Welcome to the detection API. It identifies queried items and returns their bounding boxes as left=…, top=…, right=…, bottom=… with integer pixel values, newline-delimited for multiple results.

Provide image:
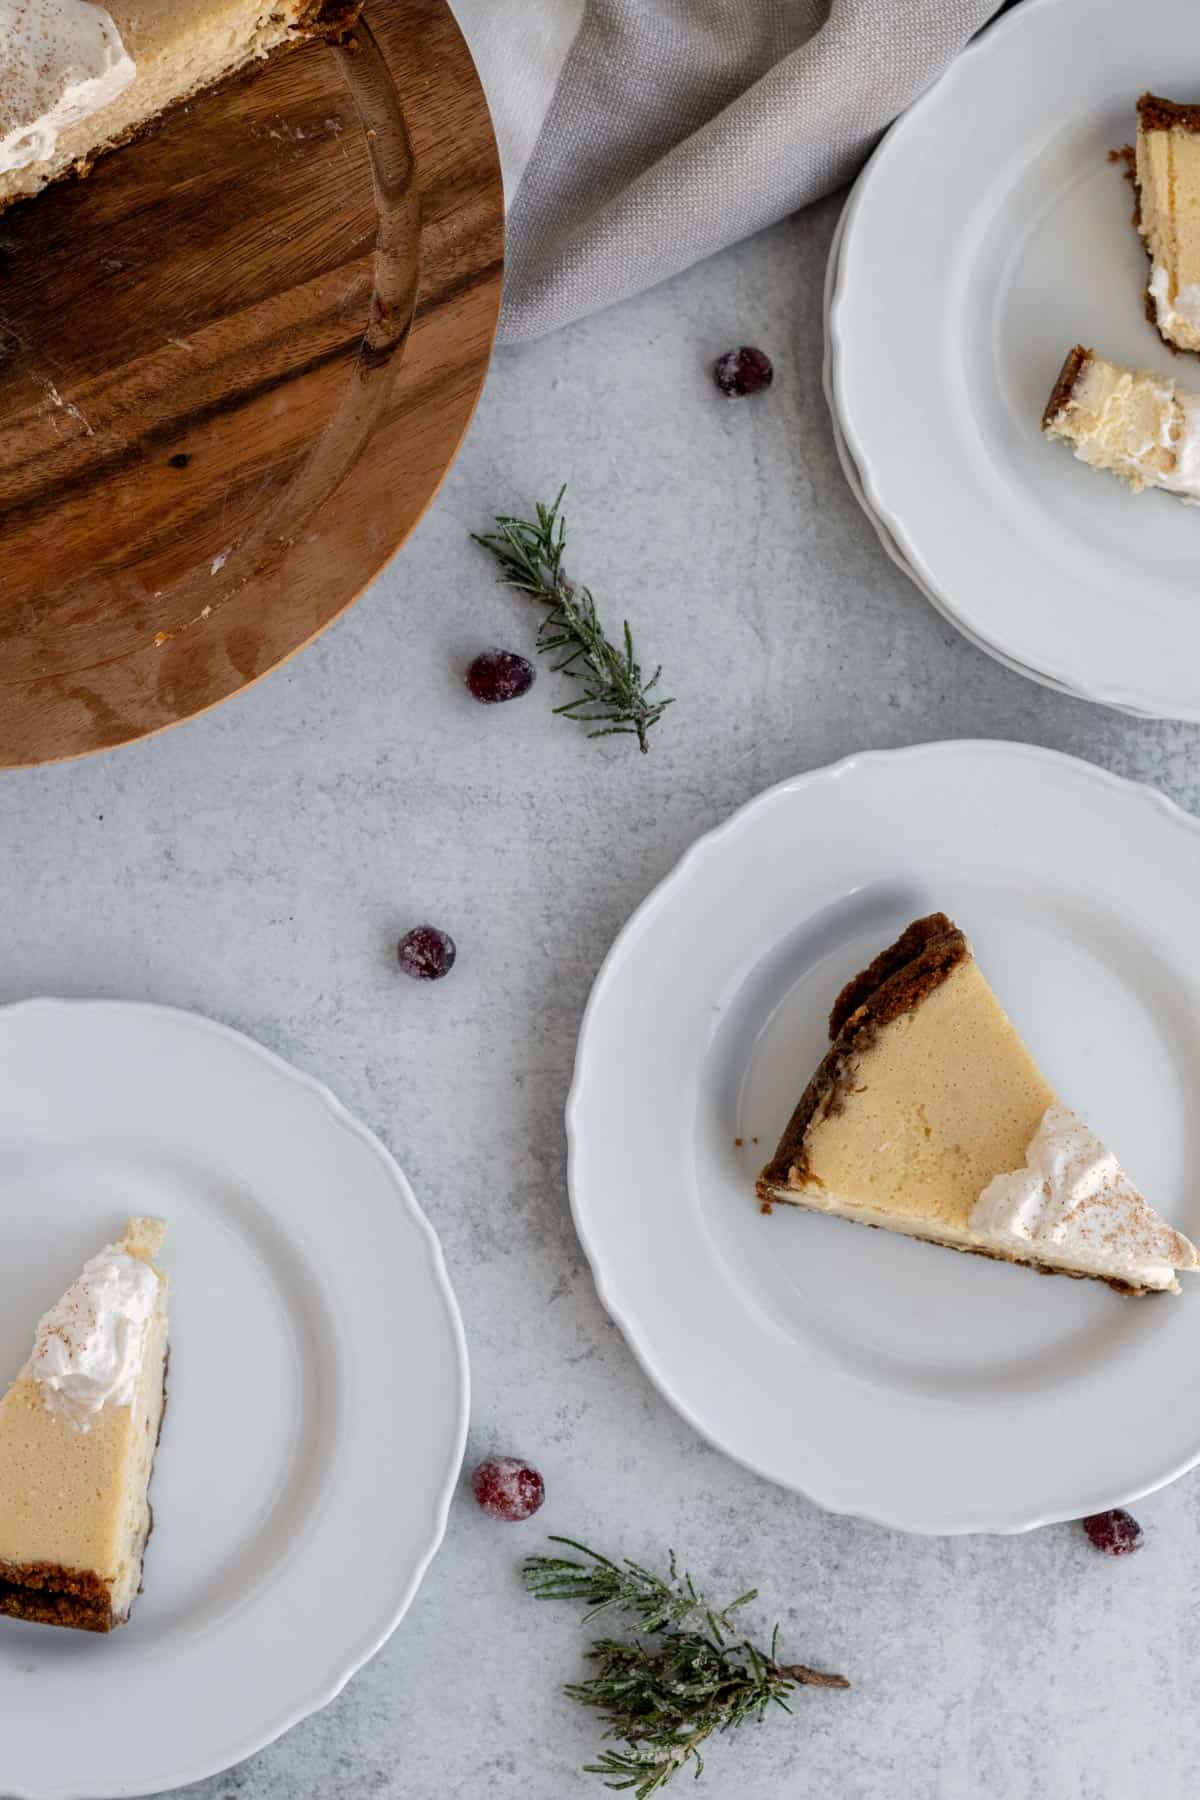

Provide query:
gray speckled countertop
left=7, top=195, right=1200, bottom=1800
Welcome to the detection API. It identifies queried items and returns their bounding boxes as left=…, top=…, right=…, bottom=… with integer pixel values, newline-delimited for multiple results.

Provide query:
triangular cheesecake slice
left=0, top=1218, right=169, bottom=1631
left=756, top=917, right=1198, bottom=1294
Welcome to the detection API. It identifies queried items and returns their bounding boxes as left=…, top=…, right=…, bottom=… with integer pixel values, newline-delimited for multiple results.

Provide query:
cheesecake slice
left=0, top=1218, right=169, bottom=1632
left=1135, top=93, right=1200, bottom=354
left=1042, top=344, right=1200, bottom=500
left=0, top=0, right=361, bottom=213
left=756, top=916, right=1199, bottom=1293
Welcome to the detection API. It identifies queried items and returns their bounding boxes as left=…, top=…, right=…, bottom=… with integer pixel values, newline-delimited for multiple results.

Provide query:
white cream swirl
left=1151, top=263, right=1200, bottom=345
left=0, top=0, right=136, bottom=176
left=971, top=1104, right=1197, bottom=1291
left=1161, top=393, right=1200, bottom=501
left=30, top=1239, right=161, bottom=1428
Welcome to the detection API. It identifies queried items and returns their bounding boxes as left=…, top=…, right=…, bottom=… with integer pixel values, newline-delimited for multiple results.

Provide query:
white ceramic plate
left=822, top=204, right=1154, bottom=716
left=830, top=0, right=1200, bottom=721
left=0, top=1002, right=468, bottom=1800
left=568, top=741, right=1200, bottom=1534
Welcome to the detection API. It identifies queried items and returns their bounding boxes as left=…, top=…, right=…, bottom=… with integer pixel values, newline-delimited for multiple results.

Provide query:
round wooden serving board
left=0, top=0, right=503, bottom=766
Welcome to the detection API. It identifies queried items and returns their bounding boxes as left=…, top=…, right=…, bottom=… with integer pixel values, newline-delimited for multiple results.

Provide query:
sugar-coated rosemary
left=472, top=489, right=673, bottom=753
left=524, top=1536, right=848, bottom=1796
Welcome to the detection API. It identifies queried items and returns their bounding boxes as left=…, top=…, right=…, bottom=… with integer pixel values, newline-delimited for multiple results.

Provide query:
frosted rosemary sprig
left=472, top=489, right=673, bottom=753
left=524, top=1537, right=848, bottom=1796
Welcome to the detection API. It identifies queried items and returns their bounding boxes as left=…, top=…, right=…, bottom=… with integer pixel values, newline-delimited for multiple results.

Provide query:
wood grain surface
left=0, top=0, right=503, bottom=765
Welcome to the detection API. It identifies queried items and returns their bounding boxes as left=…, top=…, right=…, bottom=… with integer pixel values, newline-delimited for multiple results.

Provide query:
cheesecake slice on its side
left=0, top=1218, right=169, bottom=1632
left=756, top=915, right=1199, bottom=1294
left=0, top=0, right=362, bottom=214
left=1135, top=93, right=1200, bottom=354
left=1042, top=344, right=1200, bottom=500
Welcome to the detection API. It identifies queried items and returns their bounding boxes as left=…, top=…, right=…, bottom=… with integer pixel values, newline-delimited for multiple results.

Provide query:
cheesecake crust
left=1136, top=93, right=1200, bottom=135
left=1042, top=345, right=1092, bottom=432
left=757, top=914, right=968, bottom=1197
left=762, top=1192, right=1144, bottom=1298
left=828, top=911, right=962, bottom=1036
left=0, top=1561, right=115, bottom=1632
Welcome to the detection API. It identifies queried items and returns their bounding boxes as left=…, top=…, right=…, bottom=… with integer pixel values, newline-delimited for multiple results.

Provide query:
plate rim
left=820, top=202, right=1157, bottom=717
left=0, top=996, right=470, bottom=1800
left=828, top=0, right=1200, bottom=722
left=566, top=739, right=1200, bottom=1534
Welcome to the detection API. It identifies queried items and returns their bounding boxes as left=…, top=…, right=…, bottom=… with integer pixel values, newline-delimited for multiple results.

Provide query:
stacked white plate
left=825, top=0, right=1200, bottom=722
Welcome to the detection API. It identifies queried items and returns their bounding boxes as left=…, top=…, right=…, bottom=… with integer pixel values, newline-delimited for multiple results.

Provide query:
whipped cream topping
left=971, top=1104, right=1196, bottom=1290
left=1150, top=263, right=1200, bottom=340
left=0, top=0, right=135, bottom=176
left=1160, top=391, right=1200, bottom=500
left=29, top=1237, right=161, bottom=1429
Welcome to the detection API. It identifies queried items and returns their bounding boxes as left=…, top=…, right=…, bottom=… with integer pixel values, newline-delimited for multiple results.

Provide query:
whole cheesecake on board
left=0, top=1218, right=169, bottom=1632
left=0, top=0, right=362, bottom=212
left=1135, top=93, right=1200, bottom=354
left=1042, top=345, right=1200, bottom=501
left=756, top=916, right=1198, bottom=1294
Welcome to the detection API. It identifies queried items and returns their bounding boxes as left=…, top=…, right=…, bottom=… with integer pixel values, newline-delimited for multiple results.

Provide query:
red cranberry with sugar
left=397, top=924, right=456, bottom=981
left=713, top=346, right=773, bottom=397
left=471, top=1456, right=545, bottom=1521
left=467, top=649, right=535, bottom=704
left=1082, top=1509, right=1143, bottom=1555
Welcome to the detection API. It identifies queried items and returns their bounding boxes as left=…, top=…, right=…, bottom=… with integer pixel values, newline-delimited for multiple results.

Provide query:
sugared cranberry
left=713, top=346, right=773, bottom=397
left=466, top=649, right=535, bottom=704
left=1082, top=1509, right=1143, bottom=1555
left=471, top=1456, right=545, bottom=1521
left=397, top=924, right=456, bottom=981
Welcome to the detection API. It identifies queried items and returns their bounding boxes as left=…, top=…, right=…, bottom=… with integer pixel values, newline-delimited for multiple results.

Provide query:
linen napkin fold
left=451, top=0, right=1004, bottom=343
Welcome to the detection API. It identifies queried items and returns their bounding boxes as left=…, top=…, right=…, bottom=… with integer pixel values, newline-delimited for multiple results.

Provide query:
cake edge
left=1133, top=94, right=1200, bottom=350
left=0, top=0, right=366, bottom=216
left=1041, top=344, right=1093, bottom=434
left=752, top=1189, right=1153, bottom=1297
left=755, top=913, right=968, bottom=1199
left=0, top=1346, right=170, bottom=1634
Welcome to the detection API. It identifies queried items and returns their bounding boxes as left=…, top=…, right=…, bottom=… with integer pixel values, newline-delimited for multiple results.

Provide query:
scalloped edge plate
left=568, top=742, right=1200, bottom=1532
left=0, top=1001, right=468, bottom=1798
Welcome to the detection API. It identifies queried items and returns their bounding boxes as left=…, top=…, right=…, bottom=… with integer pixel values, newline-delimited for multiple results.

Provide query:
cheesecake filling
left=30, top=1237, right=161, bottom=1429
left=0, top=0, right=136, bottom=176
left=970, top=1105, right=1197, bottom=1292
